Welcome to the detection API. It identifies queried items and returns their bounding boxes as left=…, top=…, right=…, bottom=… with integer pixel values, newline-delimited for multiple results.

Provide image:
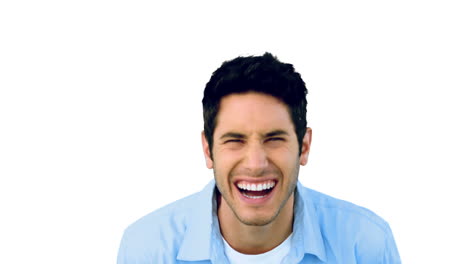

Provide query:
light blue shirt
left=117, top=180, right=401, bottom=263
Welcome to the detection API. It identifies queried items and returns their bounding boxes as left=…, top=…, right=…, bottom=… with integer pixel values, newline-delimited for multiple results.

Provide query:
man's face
left=202, top=92, right=311, bottom=226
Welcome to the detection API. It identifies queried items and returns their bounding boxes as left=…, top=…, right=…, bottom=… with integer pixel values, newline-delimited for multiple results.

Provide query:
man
left=117, top=53, right=401, bottom=263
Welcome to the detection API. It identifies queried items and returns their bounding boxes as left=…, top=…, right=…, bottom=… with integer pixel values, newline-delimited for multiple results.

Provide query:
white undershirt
left=222, top=234, right=292, bottom=264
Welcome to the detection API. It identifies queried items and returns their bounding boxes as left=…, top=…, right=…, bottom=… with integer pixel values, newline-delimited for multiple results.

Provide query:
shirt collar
left=293, top=181, right=327, bottom=262
left=176, top=180, right=215, bottom=261
left=176, top=180, right=327, bottom=262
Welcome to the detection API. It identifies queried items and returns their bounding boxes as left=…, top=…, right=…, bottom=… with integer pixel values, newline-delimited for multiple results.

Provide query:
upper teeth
left=237, top=181, right=275, bottom=191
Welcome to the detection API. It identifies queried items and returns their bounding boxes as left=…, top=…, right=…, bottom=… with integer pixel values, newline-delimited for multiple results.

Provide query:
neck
left=217, top=193, right=294, bottom=255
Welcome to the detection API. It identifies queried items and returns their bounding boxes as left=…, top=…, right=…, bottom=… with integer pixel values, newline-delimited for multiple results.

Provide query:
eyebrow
left=219, top=130, right=290, bottom=140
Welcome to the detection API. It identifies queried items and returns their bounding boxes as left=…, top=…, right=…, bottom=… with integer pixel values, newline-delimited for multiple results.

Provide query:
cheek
left=213, top=155, right=237, bottom=182
left=214, top=149, right=242, bottom=167
left=270, top=153, right=299, bottom=177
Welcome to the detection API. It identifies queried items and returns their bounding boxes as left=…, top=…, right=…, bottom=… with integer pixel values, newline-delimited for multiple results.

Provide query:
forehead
left=214, top=92, right=294, bottom=135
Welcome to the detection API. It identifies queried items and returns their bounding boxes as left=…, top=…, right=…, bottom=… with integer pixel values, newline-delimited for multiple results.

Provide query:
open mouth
left=235, top=180, right=276, bottom=199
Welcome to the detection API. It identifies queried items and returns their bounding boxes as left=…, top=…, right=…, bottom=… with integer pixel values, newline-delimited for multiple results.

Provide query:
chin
left=238, top=216, right=274, bottom=226
left=236, top=209, right=278, bottom=226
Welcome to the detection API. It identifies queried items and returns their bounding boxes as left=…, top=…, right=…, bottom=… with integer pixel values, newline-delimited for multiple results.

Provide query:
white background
left=1, top=1, right=467, bottom=263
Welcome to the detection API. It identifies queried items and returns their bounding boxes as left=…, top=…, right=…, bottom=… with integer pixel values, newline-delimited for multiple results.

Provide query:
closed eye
left=224, top=139, right=244, bottom=144
left=266, top=137, right=285, bottom=142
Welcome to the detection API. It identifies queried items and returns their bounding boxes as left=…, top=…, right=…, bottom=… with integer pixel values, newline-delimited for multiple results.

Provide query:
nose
left=243, top=143, right=269, bottom=174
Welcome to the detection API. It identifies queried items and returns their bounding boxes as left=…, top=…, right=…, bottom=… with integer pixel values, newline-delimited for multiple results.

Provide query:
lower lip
left=236, top=184, right=277, bottom=205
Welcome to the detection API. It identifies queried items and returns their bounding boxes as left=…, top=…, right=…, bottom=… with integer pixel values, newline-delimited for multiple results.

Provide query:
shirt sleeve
left=382, top=227, right=401, bottom=264
left=354, top=220, right=401, bottom=264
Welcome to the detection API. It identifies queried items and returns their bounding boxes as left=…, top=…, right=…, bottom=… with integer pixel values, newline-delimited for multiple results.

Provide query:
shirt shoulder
left=117, top=191, right=202, bottom=264
left=302, top=187, right=389, bottom=230
left=299, top=186, right=401, bottom=263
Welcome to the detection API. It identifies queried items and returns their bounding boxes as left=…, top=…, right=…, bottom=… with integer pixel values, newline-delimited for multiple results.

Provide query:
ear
left=201, top=131, right=213, bottom=169
left=299, top=127, right=312, bottom=166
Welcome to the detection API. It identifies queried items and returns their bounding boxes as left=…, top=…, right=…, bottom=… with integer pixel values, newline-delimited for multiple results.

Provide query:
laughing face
left=202, top=92, right=311, bottom=226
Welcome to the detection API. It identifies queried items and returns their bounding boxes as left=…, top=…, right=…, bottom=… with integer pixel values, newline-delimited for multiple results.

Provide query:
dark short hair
left=202, top=52, right=308, bottom=156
